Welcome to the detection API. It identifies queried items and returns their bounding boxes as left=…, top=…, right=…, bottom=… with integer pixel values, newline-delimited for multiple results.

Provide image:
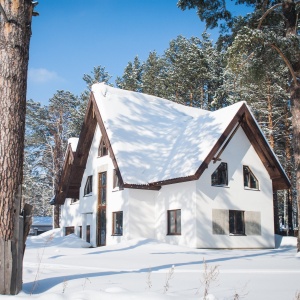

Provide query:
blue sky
left=27, top=0, right=247, bottom=104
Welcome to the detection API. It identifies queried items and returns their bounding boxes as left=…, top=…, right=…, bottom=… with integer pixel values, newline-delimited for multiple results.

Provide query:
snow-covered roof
left=92, top=83, right=246, bottom=185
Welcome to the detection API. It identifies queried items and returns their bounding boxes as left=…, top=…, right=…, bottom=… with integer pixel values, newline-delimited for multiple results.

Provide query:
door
left=97, top=172, right=107, bottom=246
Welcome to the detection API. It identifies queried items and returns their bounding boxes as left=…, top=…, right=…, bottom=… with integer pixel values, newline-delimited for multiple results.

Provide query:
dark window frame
left=167, top=209, right=181, bottom=235
left=211, top=162, right=228, bottom=187
left=229, top=210, right=245, bottom=235
left=98, top=137, right=108, bottom=157
left=84, top=175, right=93, bottom=196
left=65, top=226, right=75, bottom=236
left=112, top=211, right=123, bottom=236
left=243, top=166, right=259, bottom=190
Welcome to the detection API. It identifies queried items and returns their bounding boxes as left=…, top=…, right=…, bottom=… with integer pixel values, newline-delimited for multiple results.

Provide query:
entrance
left=97, top=172, right=107, bottom=246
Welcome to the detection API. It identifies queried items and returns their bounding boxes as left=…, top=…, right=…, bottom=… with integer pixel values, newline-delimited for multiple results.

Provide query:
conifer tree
left=0, top=0, right=37, bottom=294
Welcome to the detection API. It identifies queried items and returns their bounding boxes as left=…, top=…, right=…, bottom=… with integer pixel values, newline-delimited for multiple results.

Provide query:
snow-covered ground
left=1, top=229, right=299, bottom=300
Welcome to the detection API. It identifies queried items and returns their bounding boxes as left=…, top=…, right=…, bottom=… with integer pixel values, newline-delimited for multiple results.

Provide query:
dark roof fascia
left=90, top=93, right=125, bottom=188
left=55, top=95, right=97, bottom=204
left=123, top=183, right=161, bottom=191
left=148, top=103, right=290, bottom=190
left=240, top=108, right=291, bottom=190
left=194, top=103, right=247, bottom=180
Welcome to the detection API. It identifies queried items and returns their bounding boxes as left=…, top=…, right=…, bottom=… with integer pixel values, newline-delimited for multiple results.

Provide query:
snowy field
left=1, top=229, right=299, bottom=300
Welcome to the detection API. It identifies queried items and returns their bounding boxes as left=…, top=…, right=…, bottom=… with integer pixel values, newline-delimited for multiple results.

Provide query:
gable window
left=167, top=209, right=181, bottom=235
left=84, top=175, right=93, bottom=196
left=229, top=210, right=245, bottom=235
left=211, top=162, right=228, bottom=186
left=98, top=137, right=108, bottom=157
left=243, top=166, right=259, bottom=189
left=112, top=211, right=123, bottom=235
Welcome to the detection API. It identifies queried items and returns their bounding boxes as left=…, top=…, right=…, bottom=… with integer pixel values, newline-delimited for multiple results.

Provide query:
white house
left=54, top=82, right=290, bottom=249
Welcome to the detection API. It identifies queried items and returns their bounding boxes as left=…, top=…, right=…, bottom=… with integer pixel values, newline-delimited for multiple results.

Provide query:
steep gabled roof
left=55, top=83, right=290, bottom=204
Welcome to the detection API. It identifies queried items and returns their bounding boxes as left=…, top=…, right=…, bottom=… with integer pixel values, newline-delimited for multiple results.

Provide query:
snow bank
left=27, top=229, right=91, bottom=248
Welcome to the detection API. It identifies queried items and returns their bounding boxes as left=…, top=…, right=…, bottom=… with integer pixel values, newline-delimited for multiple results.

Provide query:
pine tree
left=0, top=0, right=36, bottom=295
left=116, top=56, right=143, bottom=92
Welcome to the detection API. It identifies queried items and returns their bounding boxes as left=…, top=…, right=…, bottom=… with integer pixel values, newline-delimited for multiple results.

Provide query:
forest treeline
left=24, top=1, right=299, bottom=236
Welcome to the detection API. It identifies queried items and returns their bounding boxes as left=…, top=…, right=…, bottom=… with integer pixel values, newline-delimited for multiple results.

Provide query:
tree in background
left=0, top=0, right=37, bottom=295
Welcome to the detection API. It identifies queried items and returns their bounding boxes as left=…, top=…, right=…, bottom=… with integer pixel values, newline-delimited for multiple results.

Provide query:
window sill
left=167, top=233, right=181, bottom=236
left=229, top=233, right=246, bottom=236
left=112, top=187, right=124, bottom=192
left=244, top=187, right=260, bottom=191
left=83, top=193, right=92, bottom=197
left=211, top=185, right=229, bottom=188
left=111, top=234, right=123, bottom=236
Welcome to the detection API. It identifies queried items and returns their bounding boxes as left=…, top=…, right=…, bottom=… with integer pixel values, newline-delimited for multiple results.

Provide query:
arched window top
left=243, top=166, right=259, bottom=190
left=98, top=137, right=108, bottom=157
left=211, top=162, right=228, bottom=186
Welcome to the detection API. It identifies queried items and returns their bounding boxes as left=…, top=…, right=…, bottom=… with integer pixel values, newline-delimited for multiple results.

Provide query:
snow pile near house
left=275, top=234, right=297, bottom=248
left=27, top=228, right=91, bottom=248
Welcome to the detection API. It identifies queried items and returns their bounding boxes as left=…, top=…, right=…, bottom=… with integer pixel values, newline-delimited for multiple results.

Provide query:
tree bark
left=0, top=0, right=33, bottom=294
left=290, top=84, right=300, bottom=250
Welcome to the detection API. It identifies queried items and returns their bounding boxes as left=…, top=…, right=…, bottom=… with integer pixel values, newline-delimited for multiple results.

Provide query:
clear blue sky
left=27, top=0, right=246, bottom=104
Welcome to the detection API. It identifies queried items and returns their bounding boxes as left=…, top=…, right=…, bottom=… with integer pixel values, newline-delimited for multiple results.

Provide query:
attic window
left=84, top=175, right=93, bottom=196
left=243, top=166, right=259, bottom=190
left=98, top=138, right=108, bottom=157
left=211, top=162, right=228, bottom=186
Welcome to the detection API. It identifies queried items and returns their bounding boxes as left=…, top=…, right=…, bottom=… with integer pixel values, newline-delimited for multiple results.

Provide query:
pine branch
left=257, top=3, right=283, bottom=29
left=267, top=43, right=299, bottom=87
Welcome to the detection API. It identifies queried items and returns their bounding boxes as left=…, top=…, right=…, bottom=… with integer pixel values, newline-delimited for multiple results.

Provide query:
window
left=84, top=175, right=93, bottom=196
left=167, top=209, right=181, bottom=235
left=112, top=211, right=123, bottom=235
left=211, top=162, right=228, bottom=186
left=113, top=169, right=122, bottom=189
left=243, top=166, right=259, bottom=189
left=229, top=210, right=245, bottom=235
left=98, top=137, right=108, bottom=157
left=65, top=226, right=74, bottom=236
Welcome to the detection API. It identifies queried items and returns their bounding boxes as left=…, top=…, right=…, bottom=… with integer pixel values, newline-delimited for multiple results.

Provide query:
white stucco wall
left=195, top=126, right=274, bottom=248
left=155, top=181, right=197, bottom=248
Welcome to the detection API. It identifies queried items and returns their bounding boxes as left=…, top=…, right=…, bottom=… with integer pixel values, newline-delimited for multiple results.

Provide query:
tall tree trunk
left=290, top=84, right=300, bottom=250
left=0, top=0, right=33, bottom=294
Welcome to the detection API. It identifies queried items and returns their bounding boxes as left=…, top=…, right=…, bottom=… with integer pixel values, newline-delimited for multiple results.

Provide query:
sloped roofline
left=55, top=91, right=290, bottom=205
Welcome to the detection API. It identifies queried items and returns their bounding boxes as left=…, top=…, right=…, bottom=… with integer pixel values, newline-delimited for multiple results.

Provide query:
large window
left=211, top=162, right=228, bottom=186
left=167, top=209, right=181, bottom=235
left=84, top=175, right=93, bottom=196
left=98, top=137, right=108, bottom=157
left=243, top=166, right=259, bottom=189
left=229, top=210, right=245, bottom=235
left=112, top=211, right=123, bottom=235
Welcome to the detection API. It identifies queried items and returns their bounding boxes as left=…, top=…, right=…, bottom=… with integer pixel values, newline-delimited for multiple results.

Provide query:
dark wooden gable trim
left=90, top=93, right=125, bottom=189
left=55, top=95, right=98, bottom=204
left=240, top=108, right=291, bottom=190
left=194, top=104, right=247, bottom=180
